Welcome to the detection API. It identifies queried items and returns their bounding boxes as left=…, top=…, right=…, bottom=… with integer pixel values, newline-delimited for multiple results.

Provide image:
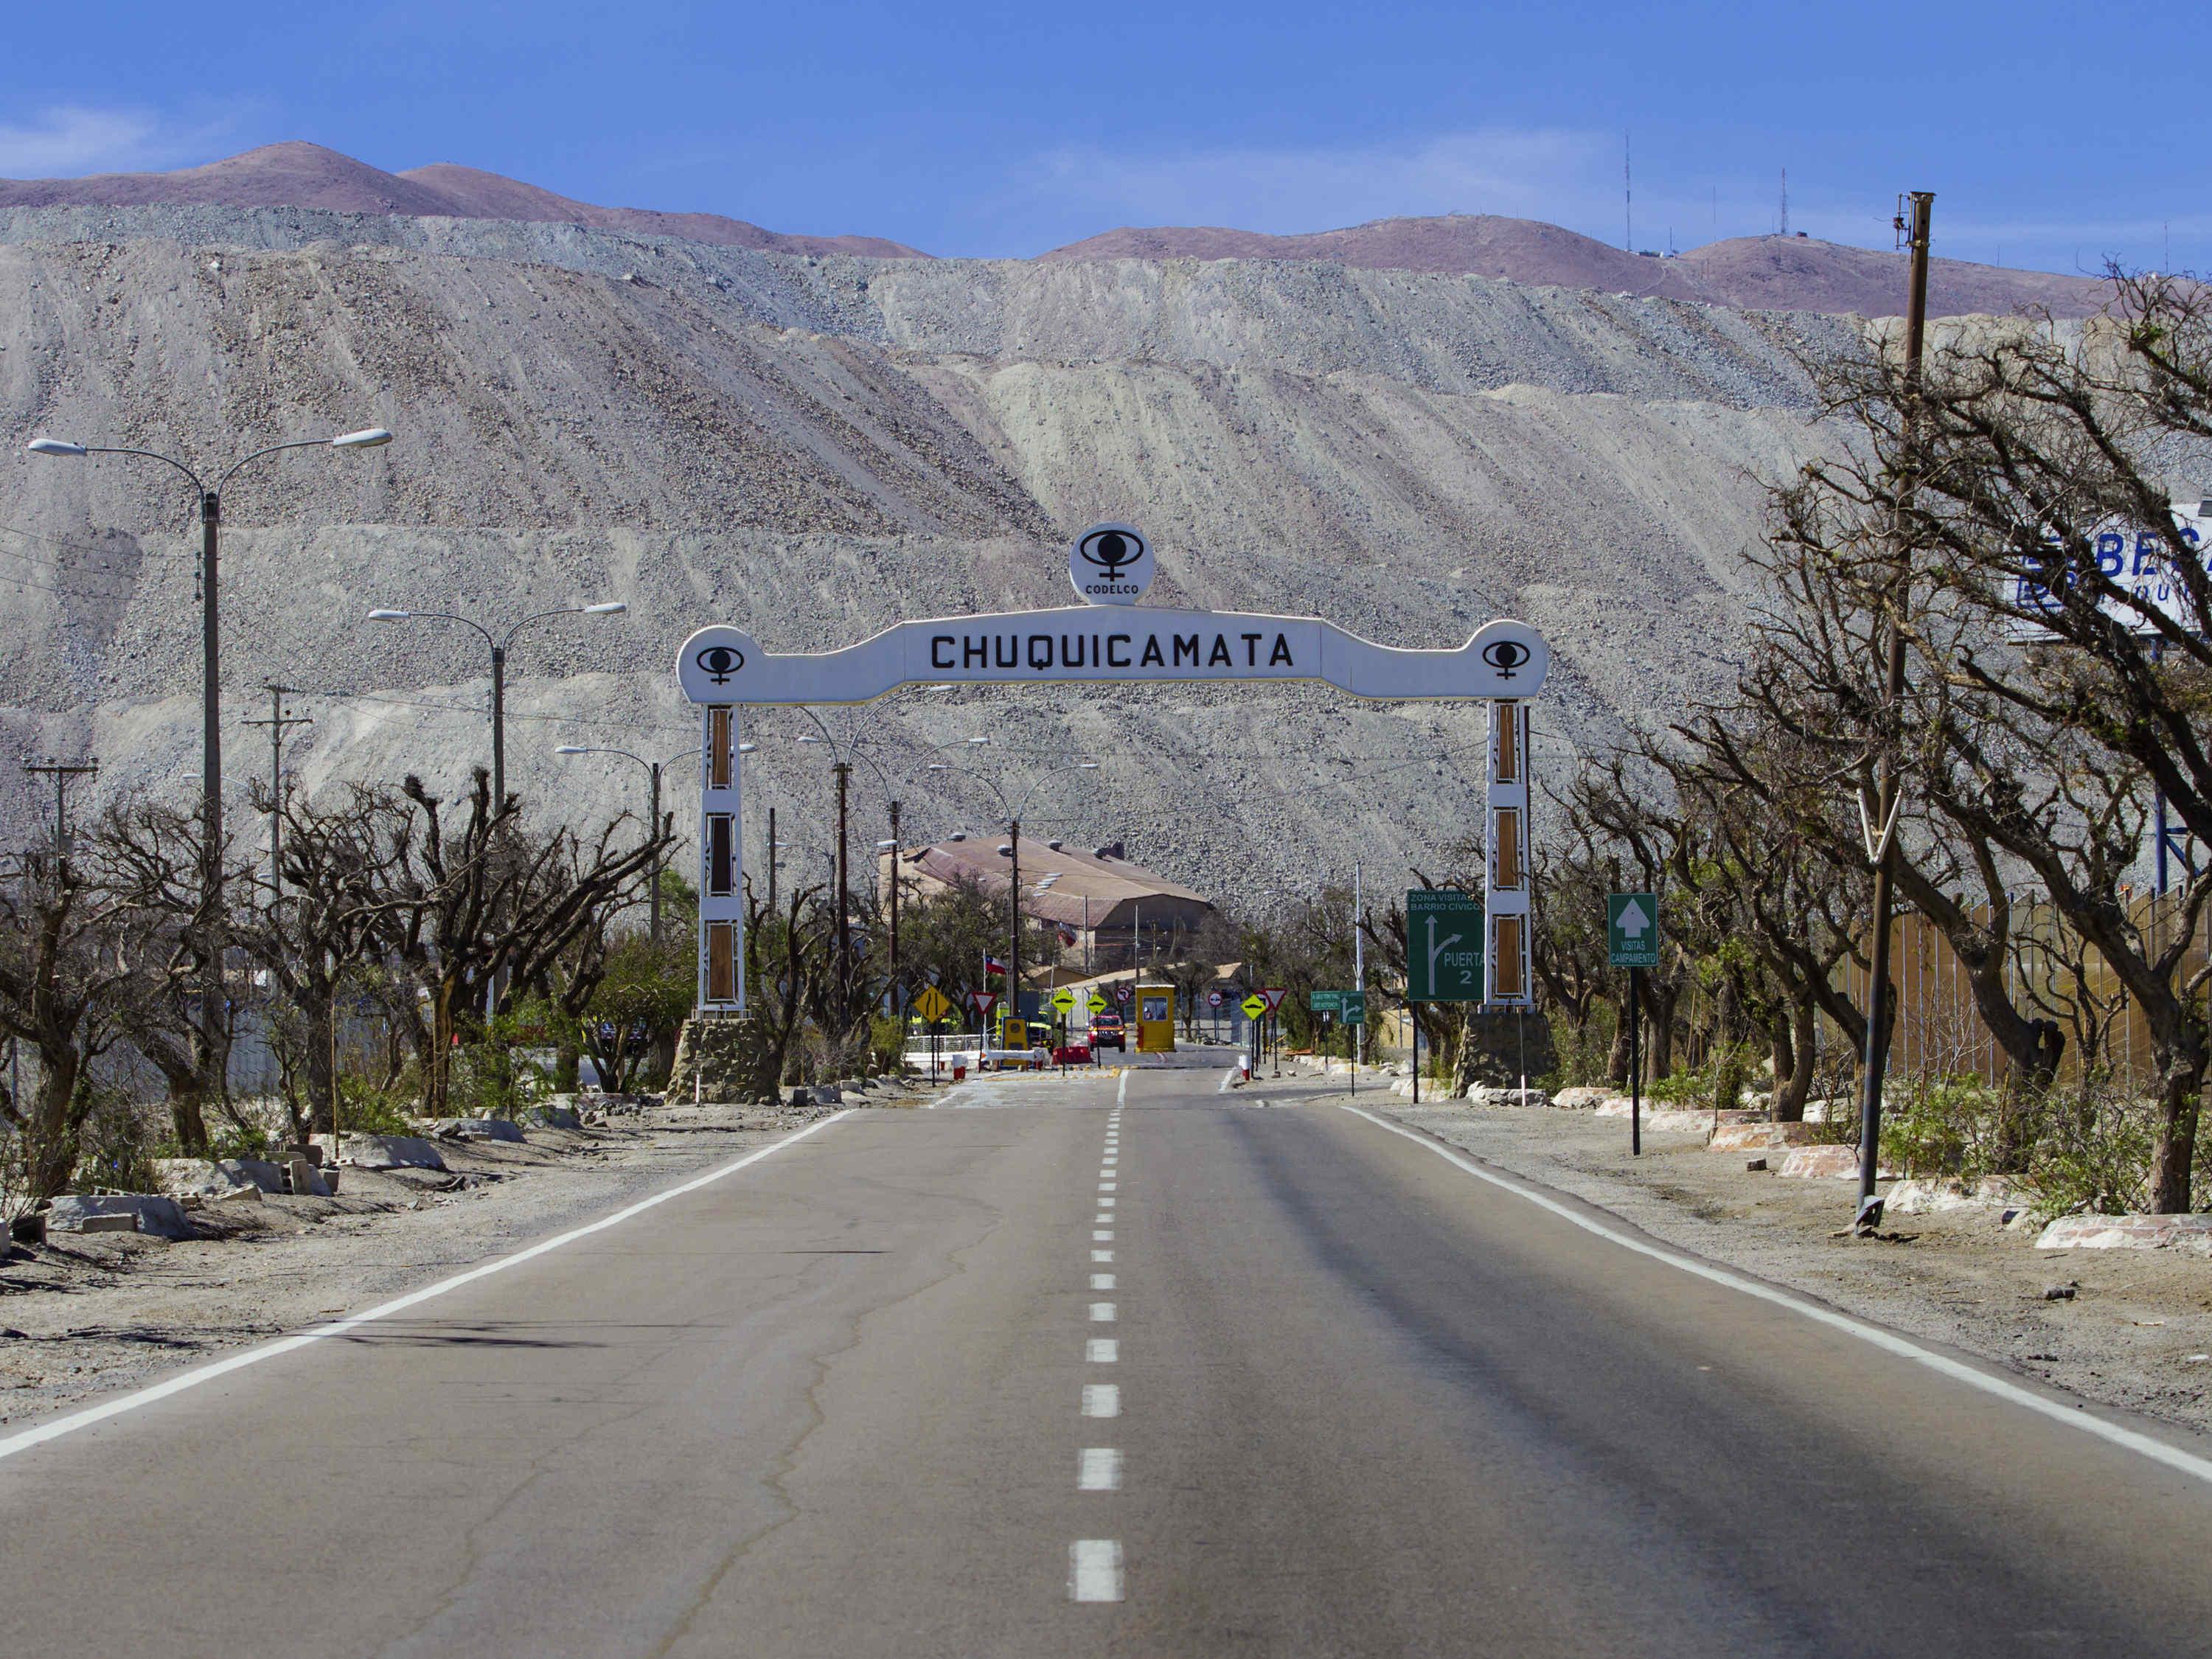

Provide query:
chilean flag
left=984, top=954, right=1009, bottom=977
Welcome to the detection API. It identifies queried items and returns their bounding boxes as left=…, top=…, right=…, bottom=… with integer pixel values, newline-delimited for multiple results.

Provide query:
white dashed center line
left=1091, top=1273, right=1115, bottom=1290
left=1082, top=1382, right=1121, bottom=1417
left=1079, top=1447, right=1123, bottom=1491
left=1070, top=1539, right=1123, bottom=1601
left=1099, top=1197, right=1115, bottom=1208
left=1090, top=1301, right=1116, bottom=1322
left=1088, top=1338, right=1118, bottom=1362
left=1092, top=1249, right=1113, bottom=1263
left=1093, top=1229, right=1113, bottom=1242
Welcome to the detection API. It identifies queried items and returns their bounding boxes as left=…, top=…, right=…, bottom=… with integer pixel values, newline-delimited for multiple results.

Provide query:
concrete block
left=2036, top=1213, right=2212, bottom=1252
left=286, top=1158, right=331, bottom=1197
left=48, top=1193, right=192, bottom=1239
left=339, top=1134, right=448, bottom=1172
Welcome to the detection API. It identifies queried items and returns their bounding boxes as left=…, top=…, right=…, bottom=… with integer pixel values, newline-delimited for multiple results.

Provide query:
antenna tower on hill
left=1624, top=132, right=1632, bottom=251
left=1780, top=168, right=1789, bottom=237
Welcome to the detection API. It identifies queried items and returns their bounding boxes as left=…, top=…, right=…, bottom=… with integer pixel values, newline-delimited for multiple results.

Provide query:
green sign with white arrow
left=1607, top=892, right=1660, bottom=968
left=1406, top=888, right=1484, bottom=1001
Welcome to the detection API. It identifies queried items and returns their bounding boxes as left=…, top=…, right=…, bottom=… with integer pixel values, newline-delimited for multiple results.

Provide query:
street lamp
left=554, top=741, right=697, bottom=942
left=368, top=601, right=626, bottom=809
left=29, top=423, right=394, bottom=1117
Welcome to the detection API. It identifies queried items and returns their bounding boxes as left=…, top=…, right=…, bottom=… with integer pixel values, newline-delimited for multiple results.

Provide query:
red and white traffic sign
left=1206, top=988, right=1225, bottom=1007
left=967, top=990, right=999, bottom=1018
left=1113, top=983, right=1133, bottom=1005
left=1258, top=986, right=1287, bottom=1012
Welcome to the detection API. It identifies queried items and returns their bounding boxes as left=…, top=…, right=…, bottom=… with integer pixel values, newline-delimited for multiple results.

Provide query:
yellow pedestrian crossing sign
left=913, top=984, right=953, bottom=1023
left=1240, top=993, right=1267, bottom=1020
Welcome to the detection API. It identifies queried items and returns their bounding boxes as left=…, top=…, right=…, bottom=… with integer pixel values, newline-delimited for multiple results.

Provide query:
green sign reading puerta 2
left=1407, top=889, right=1485, bottom=1001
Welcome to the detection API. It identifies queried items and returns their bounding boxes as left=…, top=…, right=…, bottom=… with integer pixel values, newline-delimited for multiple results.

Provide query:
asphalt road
left=4, top=1060, right=2211, bottom=1656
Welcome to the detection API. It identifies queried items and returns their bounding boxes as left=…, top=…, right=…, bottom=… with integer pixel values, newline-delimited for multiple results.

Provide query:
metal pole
left=199, top=490, right=225, bottom=1066
left=888, top=799, right=902, bottom=1013
left=1856, top=189, right=1933, bottom=1230
left=768, top=806, right=779, bottom=910
left=244, top=685, right=310, bottom=904
left=1353, top=860, right=1365, bottom=1068
left=835, top=761, right=851, bottom=1026
left=490, top=644, right=507, bottom=810
left=1631, top=966, right=1643, bottom=1156
left=1009, top=817, right=1023, bottom=1032
left=648, top=762, right=663, bottom=945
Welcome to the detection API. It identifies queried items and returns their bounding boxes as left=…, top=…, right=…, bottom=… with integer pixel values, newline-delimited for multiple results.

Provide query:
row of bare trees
left=0, top=768, right=674, bottom=1201
left=1526, top=268, right=2211, bottom=1211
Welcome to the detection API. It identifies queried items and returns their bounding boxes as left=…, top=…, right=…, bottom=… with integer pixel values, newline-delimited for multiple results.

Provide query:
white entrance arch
left=674, top=538, right=1549, bottom=1020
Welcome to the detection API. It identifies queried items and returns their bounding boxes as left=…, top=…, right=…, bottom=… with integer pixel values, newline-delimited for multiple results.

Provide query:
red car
left=1088, top=1012, right=1127, bottom=1051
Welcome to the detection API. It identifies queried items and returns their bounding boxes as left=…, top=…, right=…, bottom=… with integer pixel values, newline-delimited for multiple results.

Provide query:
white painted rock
left=1776, top=1146, right=1860, bottom=1180
left=49, top=1193, right=192, bottom=1240
left=1887, top=1176, right=2020, bottom=1214
left=341, top=1134, right=448, bottom=1172
left=523, top=1105, right=585, bottom=1131
left=2036, top=1213, right=2212, bottom=1252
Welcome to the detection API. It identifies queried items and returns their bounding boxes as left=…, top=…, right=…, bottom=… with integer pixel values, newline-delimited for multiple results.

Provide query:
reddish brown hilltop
left=0, top=140, right=930, bottom=259
left=1040, top=212, right=2114, bottom=319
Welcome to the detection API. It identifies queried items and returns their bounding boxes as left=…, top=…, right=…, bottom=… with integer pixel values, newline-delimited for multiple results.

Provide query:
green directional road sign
left=1309, top=989, right=1342, bottom=1015
left=1406, top=888, right=1484, bottom=1001
left=1608, top=892, right=1660, bottom=968
left=1341, top=990, right=1366, bottom=1026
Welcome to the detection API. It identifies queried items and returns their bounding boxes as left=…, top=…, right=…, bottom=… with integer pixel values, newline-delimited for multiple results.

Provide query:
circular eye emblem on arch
left=1481, top=639, right=1531, bottom=679
left=1068, top=522, right=1155, bottom=605
left=695, top=644, right=745, bottom=684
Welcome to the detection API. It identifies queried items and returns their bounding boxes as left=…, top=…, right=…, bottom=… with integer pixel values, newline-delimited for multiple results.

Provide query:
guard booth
left=1135, top=985, right=1176, bottom=1053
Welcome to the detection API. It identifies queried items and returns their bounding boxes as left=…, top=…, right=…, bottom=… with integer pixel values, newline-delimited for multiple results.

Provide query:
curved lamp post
left=367, top=601, right=625, bottom=809
left=554, top=740, right=714, bottom=943
left=28, top=425, right=393, bottom=1083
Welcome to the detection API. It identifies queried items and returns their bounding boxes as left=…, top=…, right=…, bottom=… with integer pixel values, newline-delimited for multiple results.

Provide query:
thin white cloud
left=0, top=104, right=228, bottom=177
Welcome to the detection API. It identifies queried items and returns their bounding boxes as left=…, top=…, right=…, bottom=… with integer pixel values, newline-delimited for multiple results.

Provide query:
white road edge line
left=1339, top=1103, right=2212, bottom=1488
left=1069, top=1538, right=1123, bottom=1601
left=1218, top=1068, right=1237, bottom=1093
left=0, top=1110, right=858, bottom=1466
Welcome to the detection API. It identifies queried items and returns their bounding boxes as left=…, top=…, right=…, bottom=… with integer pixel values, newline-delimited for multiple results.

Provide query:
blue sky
left=4, top=0, right=2205, bottom=271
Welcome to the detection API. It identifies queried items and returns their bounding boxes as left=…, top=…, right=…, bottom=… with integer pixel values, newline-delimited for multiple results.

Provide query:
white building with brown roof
left=880, top=835, right=1214, bottom=971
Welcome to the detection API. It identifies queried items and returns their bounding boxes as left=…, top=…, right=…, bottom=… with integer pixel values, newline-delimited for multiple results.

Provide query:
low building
left=881, top=835, right=1214, bottom=971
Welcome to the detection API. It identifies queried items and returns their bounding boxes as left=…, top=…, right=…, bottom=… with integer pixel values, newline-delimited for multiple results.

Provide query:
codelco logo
left=1068, top=522, right=1155, bottom=606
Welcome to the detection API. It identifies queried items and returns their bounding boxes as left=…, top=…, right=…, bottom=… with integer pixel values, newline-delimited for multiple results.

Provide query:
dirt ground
left=0, top=1093, right=908, bottom=1425
left=1377, top=1099, right=2212, bottom=1436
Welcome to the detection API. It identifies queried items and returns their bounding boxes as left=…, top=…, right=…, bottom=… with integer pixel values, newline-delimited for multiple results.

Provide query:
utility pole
left=768, top=805, right=779, bottom=910
left=1353, top=860, right=1365, bottom=1067
left=1855, top=189, right=1935, bottom=1232
left=243, top=684, right=312, bottom=902
left=22, top=757, right=98, bottom=862
left=1008, top=817, right=1023, bottom=1029
left=886, top=799, right=902, bottom=1013
left=835, top=761, right=852, bottom=1026
left=647, top=760, right=663, bottom=945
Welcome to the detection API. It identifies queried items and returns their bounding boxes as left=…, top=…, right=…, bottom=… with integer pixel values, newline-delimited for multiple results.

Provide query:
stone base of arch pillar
left=667, top=1015, right=779, bottom=1105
